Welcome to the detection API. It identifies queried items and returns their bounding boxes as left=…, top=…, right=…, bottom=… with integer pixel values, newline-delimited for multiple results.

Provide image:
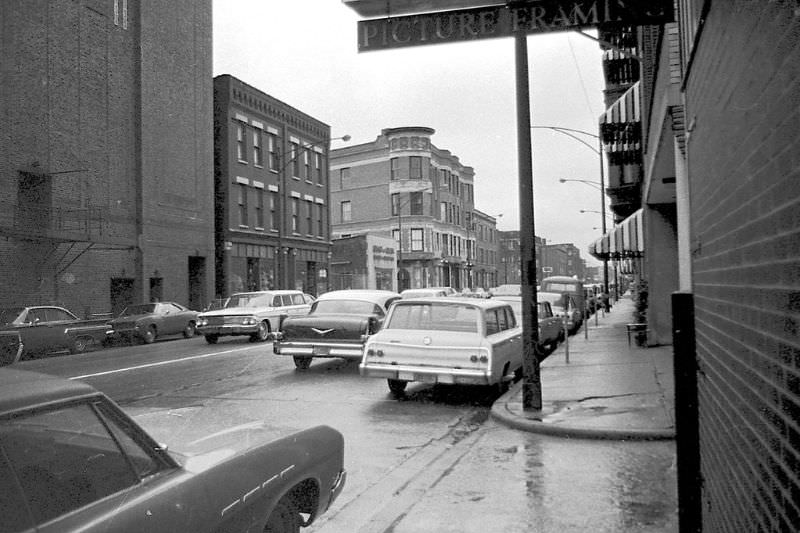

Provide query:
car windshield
left=313, top=300, right=378, bottom=315
left=120, top=304, right=156, bottom=316
left=0, top=307, right=25, bottom=325
left=387, top=302, right=479, bottom=333
left=225, top=294, right=272, bottom=308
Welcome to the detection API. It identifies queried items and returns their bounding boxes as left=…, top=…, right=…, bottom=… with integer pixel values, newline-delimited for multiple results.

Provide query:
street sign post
left=357, top=0, right=674, bottom=52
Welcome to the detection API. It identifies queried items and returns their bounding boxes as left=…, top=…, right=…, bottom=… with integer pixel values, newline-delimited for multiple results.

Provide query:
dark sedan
left=0, top=368, right=346, bottom=533
left=274, top=290, right=400, bottom=370
left=108, top=302, right=198, bottom=344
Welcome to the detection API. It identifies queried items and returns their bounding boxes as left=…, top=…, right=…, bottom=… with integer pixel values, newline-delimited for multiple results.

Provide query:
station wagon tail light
left=366, top=348, right=384, bottom=357
left=469, top=350, right=490, bottom=364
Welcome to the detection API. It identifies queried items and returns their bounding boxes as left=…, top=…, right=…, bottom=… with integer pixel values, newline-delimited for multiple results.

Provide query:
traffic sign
left=358, top=0, right=674, bottom=52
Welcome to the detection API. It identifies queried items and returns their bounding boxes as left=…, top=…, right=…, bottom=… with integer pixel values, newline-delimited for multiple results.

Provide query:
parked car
left=0, top=368, right=345, bottom=533
left=490, top=284, right=521, bottom=296
left=197, top=290, right=311, bottom=344
left=0, top=330, right=24, bottom=366
left=360, top=297, right=523, bottom=396
left=108, top=302, right=198, bottom=344
left=0, top=305, right=111, bottom=358
left=274, top=290, right=400, bottom=370
left=538, top=291, right=583, bottom=334
left=400, top=288, right=449, bottom=299
left=426, top=286, right=458, bottom=296
left=493, top=296, right=563, bottom=354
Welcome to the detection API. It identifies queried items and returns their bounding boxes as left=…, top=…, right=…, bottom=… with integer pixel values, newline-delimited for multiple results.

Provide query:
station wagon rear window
left=387, top=302, right=479, bottom=333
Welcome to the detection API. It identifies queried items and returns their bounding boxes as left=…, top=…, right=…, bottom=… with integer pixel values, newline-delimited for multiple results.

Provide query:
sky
left=213, top=1, right=612, bottom=265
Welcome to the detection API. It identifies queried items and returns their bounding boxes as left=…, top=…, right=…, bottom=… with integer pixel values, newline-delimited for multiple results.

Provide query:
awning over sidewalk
left=599, top=81, right=641, bottom=164
left=589, top=208, right=644, bottom=260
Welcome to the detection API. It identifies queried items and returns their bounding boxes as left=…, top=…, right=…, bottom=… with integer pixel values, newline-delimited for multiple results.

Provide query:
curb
left=490, top=382, right=675, bottom=441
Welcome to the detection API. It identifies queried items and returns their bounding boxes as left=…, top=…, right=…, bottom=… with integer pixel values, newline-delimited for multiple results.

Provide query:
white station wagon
left=360, top=298, right=522, bottom=396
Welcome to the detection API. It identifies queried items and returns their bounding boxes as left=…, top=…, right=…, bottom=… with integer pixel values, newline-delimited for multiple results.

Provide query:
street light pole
left=541, top=125, right=610, bottom=298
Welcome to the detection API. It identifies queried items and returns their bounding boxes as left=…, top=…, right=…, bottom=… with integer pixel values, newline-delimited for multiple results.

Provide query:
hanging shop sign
left=358, top=0, right=674, bottom=52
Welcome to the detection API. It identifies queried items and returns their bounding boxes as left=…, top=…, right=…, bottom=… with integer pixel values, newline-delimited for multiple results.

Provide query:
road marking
left=68, top=346, right=258, bottom=380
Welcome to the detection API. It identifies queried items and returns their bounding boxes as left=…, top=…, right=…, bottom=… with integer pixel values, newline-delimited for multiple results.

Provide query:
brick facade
left=0, top=0, right=214, bottom=315
left=683, top=3, right=800, bottom=530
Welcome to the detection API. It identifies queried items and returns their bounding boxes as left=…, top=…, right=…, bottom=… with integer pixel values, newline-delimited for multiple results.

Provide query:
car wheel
left=293, top=356, right=312, bottom=370
left=387, top=378, right=407, bottom=397
left=70, top=336, right=89, bottom=354
left=183, top=322, right=196, bottom=338
left=204, top=334, right=219, bottom=344
left=250, top=321, right=270, bottom=342
left=141, top=326, right=156, bottom=344
left=263, top=497, right=300, bottom=533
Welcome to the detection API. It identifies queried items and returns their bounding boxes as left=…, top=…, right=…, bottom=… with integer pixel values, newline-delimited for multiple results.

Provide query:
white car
left=196, top=290, right=311, bottom=343
left=360, top=298, right=522, bottom=396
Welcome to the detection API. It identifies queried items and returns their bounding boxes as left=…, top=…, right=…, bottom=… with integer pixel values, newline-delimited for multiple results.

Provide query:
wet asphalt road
left=14, top=335, right=678, bottom=532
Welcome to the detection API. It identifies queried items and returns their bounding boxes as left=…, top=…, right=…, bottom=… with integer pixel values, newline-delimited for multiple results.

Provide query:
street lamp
left=559, top=178, right=602, bottom=190
left=276, top=134, right=350, bottom=290
left=534, top=125, right=609, bottom=296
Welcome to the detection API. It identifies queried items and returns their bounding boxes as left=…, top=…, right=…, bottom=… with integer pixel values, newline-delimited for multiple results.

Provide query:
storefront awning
left=588, top=208, right=644, bottom=260
left=599, top=81, right=641, bottom=164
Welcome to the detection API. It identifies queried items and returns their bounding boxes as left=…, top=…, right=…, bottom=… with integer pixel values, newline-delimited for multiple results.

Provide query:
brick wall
left=685, top=3, right=800, bottom=530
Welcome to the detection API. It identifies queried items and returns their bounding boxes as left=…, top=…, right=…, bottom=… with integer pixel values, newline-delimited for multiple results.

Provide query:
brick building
left=212, top=75, right=333, bottom=298
left=0, top=0, right=214, bottom=316
left=591, top=2, right=800, bottom=530
left=330, top=127, right=495, bottom=292
left=470, top=209, right=499, bottom=289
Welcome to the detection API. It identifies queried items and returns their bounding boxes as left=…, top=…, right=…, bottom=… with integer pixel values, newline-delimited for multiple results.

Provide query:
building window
left=290, top=142, right=300, bottom=178
left=392, top=228, right=399, bottom=246
left=440, top=202, right=446, bottom=221
left=341, top=200, right=351, bottom=222
left=236, top=123, right=247, bottom=162
left=303, top=150, right=311, bottom=181
left=238, top=185, right=248, bottom=226
left=306, top=200, right=313, bottom=234
left=410, top=156, right=422, bottom=179
left=315, top=152, right=323, bottom=184
left=269, top=192, right=277, bottom=230
left=267, top=133, right=279, bottom=171
left=410, top=191, right=423, bottom=215
left=390, top=157, right=399, bottom=180
left=391, top=193, right=400, bottom=216
left=411, top=228, right=424, bottom=251
left=253, top=130, right=263, bottom=166
left=339, top=167, right=350, bottom=189
left=255, top=189, right=264, bottom=227
left=317, top=204, right=324, bottom=236
left=292, top=198, right=299, bottom=232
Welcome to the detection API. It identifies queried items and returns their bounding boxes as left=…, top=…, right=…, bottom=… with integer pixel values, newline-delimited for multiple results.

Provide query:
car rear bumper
left=359, top=363, right=492, bottom=385
left=274, top=341, right=364, bottom=359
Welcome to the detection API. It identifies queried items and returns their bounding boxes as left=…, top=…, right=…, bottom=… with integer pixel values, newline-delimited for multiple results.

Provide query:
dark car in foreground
left=0, top=368, right=345, bottom=533
left=274, top=290, right=400, bottom=370
left=108, top=301, right=198, bottom=344
left=0, top=305, right=110, bottom=358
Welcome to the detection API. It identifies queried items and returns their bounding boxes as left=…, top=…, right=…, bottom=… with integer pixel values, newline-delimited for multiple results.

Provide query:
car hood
left=168, top=421, right=297, bottom=473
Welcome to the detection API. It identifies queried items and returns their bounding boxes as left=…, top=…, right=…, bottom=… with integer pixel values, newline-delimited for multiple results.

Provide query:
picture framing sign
left=358, top=0, right=674, bottom=52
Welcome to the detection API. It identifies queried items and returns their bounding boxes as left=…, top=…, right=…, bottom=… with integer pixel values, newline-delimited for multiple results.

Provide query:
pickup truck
left=0, top=305, right=111, bottom=359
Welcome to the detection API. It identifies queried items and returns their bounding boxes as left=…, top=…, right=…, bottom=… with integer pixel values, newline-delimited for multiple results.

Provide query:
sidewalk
left=491, top=296, right=675, bottom=440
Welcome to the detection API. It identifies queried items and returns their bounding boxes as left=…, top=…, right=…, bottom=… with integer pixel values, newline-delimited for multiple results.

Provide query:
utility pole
left=515, top=31, right=541, bottom=411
